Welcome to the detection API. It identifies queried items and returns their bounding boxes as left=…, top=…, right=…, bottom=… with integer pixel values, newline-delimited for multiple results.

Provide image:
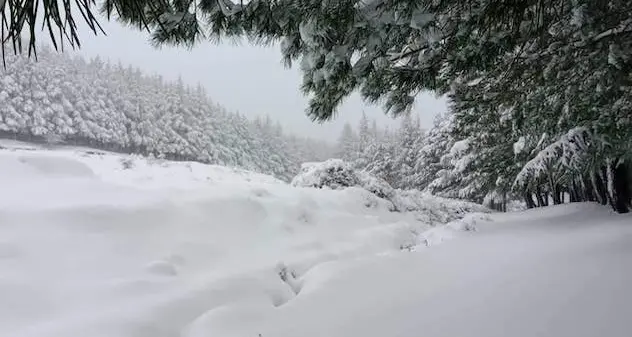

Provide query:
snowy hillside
left=0, top=48, right=334, bottom=181
left=1, top=143, right=630, bottom=337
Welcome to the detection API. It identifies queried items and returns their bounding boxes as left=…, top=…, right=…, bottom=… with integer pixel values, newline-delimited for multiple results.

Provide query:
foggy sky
left=68, top=18, right=447, bottom=140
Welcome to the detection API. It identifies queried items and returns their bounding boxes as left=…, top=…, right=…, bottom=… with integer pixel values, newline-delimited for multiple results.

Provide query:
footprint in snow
left=251, top=187, right=271, bottom=198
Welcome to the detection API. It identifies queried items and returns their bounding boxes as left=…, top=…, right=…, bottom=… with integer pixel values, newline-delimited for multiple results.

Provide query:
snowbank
left=4, top=145, right=623, bottom=337
left=0, top=140, right=282, bottom=190
left=247, top=204, right=632, bottom=337
left=0, top=144, right=487, bottom=337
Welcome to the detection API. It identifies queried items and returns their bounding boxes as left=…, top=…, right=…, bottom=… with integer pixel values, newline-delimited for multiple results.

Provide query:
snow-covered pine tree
left=336, top=123, right=358, bottom=163
left=393, top=114, right=423, bottom=189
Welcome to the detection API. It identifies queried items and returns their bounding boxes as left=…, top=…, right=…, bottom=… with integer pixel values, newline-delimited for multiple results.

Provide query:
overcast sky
left=68, top=18, right=447, bottom=140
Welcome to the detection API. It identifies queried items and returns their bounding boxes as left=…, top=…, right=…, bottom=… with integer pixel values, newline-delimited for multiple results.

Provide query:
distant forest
left=0, top=46, right=334, bottom=181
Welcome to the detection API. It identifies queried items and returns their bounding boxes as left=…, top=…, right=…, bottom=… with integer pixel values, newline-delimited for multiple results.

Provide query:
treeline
left=336, top=110, right=631, bottom=213
left=0, top=45, right=334, bottom=181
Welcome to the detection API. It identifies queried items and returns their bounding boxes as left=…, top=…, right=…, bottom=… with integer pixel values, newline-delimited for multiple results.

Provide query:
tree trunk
left=574, top=179, right=583, bottom=202
left=551, top=184, right=562, bottom=205
left=591, top=169, right=608, bottom=205
left=546, top=172, right=557, bottom=205
left=524, top=192, right=536, bottom=209
left=581, top=175, right=594, bottom=202
left=535, top=186, right=545, bottom=207
left=603, top=162, right=618, bottom=210
left=574, top=180, right=582, bottom=202
left=569, top=183, right=577, bottom=203
left=612, top=161, right=631, bottom=213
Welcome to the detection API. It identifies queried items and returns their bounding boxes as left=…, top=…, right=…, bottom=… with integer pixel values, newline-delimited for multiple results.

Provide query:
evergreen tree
left=394, top=114, right=423, bottom=189
left=336, top=123, right=358, bottom=162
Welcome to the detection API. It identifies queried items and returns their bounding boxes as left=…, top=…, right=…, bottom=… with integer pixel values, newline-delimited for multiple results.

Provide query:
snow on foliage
left=391, top=190, right=490, bottom=225
left=513, top=136, right=526, bottom=155
left=355, top=170, right=395, bottom=200
left=291, top=158, right=489, bottom=223
left=330, top=100, right=628, bottom=213
left=449, top=139, right=470, bottom=156
left=291, top=159, right=395, bottom=203
left=514, top=127, right=593, bottom=189
left=291, top=159, right=359, bottom=190
left=332, top=112, right=493, bottom=205
left=0, top=47, right=334, bottom=181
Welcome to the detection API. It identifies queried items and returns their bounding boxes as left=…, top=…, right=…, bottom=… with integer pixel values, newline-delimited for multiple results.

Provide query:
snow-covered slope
left=1, top=142, right=629, bottom=337
left=246, top=203, right=632, bottom=337
left=0, top=142, right=486, bottom=337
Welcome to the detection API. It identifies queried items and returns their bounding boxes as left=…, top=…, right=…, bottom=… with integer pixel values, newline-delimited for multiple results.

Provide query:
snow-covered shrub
left=355, top=170, right=395, bottom=200
left=292, top=159, right=490, bottom=222
left=292, top=159, right=396, bottom=200
left=120, top=157, right=135, bottom=170
left=291, top=159, right=360, bottom=190
left=391, top=190, right=490, bottom=225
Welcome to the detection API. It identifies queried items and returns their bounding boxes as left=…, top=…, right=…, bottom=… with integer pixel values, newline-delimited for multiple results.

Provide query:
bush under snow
left=292, top=159, right=489, bottom=222
left=292, top=159, right=394, bottom=200
left=391, top=189, right=490, bottom=225
left=354, top=170, right=396, bottom=200
left=291, top=159, right=359, bottom=189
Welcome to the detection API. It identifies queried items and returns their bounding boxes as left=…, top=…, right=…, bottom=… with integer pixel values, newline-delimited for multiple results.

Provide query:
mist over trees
left=0, top=46, right=334, bottom=181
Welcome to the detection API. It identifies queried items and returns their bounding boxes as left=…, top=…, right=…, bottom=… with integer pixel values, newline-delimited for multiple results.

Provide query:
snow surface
left=1, top=141, right=630, bottom=337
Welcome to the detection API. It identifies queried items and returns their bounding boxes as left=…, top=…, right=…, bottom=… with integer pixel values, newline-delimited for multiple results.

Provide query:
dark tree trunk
left=573, top=180, right=583, bottom=202
left=524, top=192, right=536, bottom=209
left=592, top=169, right=608, bottom=205
left=612, top=161, right=631, bottom=214
left=569, top=183, right=577, bottom=203
left=576, top=182, right=583, bottom=202
left=552, top=184, right=562, bottom=205
left=535, top=186, right=545, bottom=207
left=601, top=164, right=616, bottom=209
left=581, top=175, right=594, bottom=202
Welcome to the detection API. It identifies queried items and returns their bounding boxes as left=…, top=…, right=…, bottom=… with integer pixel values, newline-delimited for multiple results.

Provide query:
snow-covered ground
left=1, top=141, right=630, bottom=337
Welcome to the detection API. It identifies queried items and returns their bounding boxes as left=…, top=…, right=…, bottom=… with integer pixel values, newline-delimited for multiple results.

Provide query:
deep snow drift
left=0, top=141, right=630, bottom=337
